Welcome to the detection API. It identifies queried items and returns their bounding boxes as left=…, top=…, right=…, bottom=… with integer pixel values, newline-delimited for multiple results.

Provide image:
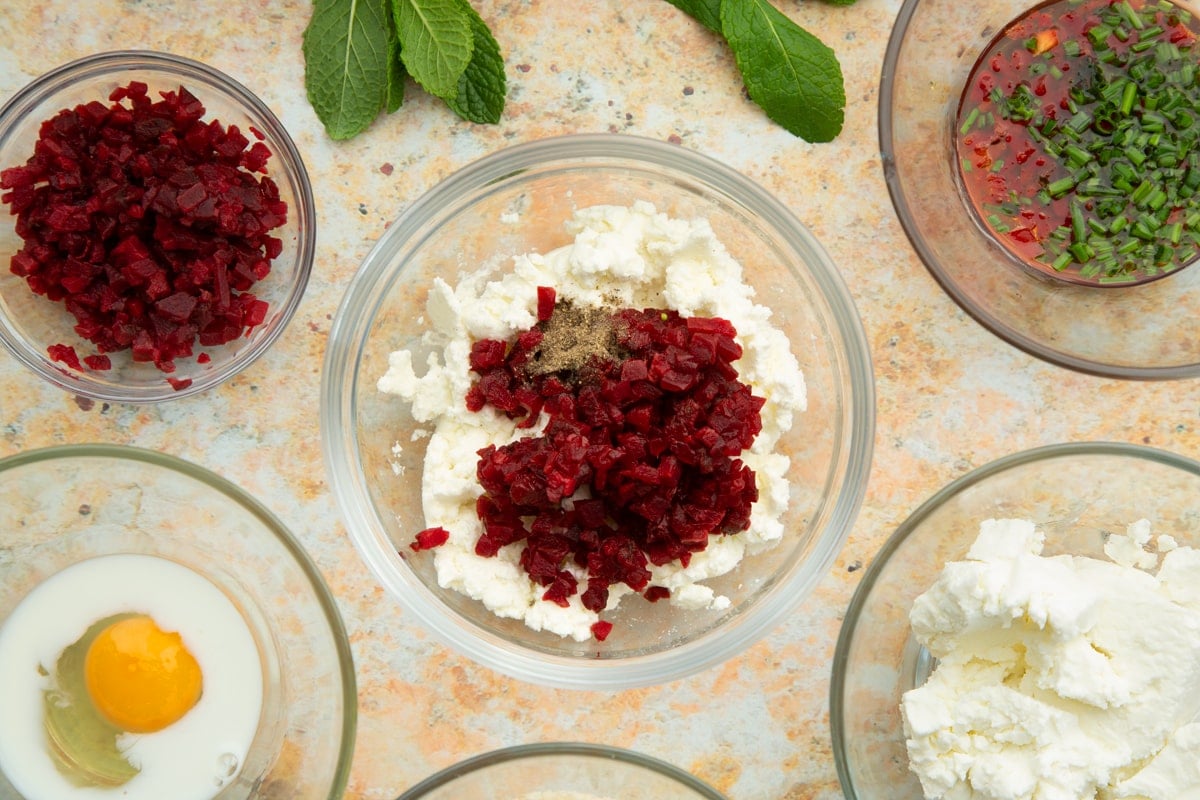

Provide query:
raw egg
left=84, top=614, right=204, bottom=733
left=0, top=554, right=264, bottom=800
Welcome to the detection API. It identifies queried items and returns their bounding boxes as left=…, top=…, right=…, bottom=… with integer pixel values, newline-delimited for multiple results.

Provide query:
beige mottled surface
left=2, top=2, right=1199, bottom=799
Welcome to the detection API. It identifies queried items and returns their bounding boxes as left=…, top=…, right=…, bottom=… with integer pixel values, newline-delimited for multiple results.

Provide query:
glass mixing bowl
left=881, top=0, right=1200, bottom=377
left=831, top=441, right=1200, bottom=799
left=0, top=51, right=315, bottom=401
left=321, top=134, right=875, bottom=689
left=0, top=444, right=355, bottom=799
left=396, top=742, right=728, bottom=800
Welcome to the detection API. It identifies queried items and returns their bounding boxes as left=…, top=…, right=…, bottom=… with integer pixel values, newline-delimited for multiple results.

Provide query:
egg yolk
left=83, top=615, right=203, bottom=733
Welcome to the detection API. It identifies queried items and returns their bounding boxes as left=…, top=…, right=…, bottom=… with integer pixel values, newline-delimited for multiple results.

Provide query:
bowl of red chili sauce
left=882, top=0, right=1200, bottom=377
left=0, top=51, right=314, bottom=401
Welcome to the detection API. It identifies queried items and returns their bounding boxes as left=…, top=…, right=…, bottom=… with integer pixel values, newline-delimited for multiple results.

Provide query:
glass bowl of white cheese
left=832, top=441, right=1200, bottom=800
left=321, top=133, right=874, bottom=690
left=395, top=742, right=727, bottom=799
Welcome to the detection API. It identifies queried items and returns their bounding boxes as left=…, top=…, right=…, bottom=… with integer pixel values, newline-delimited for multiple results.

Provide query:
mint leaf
left=302, top=0, right=394, bottom=140
left=720, top=0, right=845, bottom=143
left=392, top=0, right=474, bottom=100
left=386, top=11, right=406, bottom=114
left=664, top=0, right=722, bottom=33
left=444, top=0, right=507, bottom=123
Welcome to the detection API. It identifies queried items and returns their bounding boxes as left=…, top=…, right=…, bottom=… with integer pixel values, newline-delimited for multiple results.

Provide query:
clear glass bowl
left=0, top=444, right=356, bottom=799
left=831, top=441, right=1200, bottom=799
left=396, top=742, right=727, bottom=799
left=0, top=51, right=315, bottom=402
left=881, top=0, right=1200, bottom=378
left=321, top=134, right=875, bottom=689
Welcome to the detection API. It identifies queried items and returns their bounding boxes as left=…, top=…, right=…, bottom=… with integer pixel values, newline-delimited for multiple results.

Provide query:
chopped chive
left=1089, top=23, right=1114, bottom=46
left=960, top=107, right=980, bottom=135
left=1047, top=176, right=1078, bottom=197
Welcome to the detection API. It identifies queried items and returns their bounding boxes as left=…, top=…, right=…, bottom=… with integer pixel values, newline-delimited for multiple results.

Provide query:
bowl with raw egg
left=0, top=50, right=315, bottom=402
left=831, top=441, right=1200, bottom=800
left=396, top=742, right=729, bottom=799
left=882, top=0, right=1200, bottom=377
left=0, top=444, right=355, bottom=800
left=321, top=133, right=875, bottom=690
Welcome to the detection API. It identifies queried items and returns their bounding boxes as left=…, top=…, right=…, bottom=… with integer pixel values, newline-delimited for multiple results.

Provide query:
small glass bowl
left=396, top=743, right=728, bottom=800
left=831, top=441, right=1200, bottom=799
left=321, top=134, right=875, bottom=689
left=0, top=51, right=315, bottom=402
left=0, top=444, right=356, bottom=799
left=881, top=0, right=1200, bottom=378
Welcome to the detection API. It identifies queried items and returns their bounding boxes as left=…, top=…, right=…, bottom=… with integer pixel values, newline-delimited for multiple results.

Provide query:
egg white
left=0, top=554, right=264, bottom=800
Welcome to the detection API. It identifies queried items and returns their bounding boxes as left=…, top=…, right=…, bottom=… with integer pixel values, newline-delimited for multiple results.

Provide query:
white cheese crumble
left=901, top=518, right=1200, bottom=800
left=378, top=201, right=806, bottom=641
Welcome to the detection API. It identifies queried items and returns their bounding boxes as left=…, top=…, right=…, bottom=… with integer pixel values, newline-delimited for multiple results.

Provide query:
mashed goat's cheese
left=901, top=518, right=1200, bottom=800
left=378, top=201, right=806, bottom=641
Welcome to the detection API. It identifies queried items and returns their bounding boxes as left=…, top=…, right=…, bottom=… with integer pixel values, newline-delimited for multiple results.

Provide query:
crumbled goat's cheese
left=902, top=518, right=1200, bottom=800
left=378, top=202, right=806, bottom=641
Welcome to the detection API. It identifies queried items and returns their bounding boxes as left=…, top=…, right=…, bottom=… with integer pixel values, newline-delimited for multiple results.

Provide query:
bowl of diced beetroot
left=321, top=134, right=875, bottom=689
left=0, top=51, right=314, bottom=401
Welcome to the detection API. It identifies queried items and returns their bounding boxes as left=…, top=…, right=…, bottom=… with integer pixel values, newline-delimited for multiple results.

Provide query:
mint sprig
left=666, top=0, right=848, bottom=142
left=303, top=0, right=846, bottom=142
left=303, top=0, right=506, bottom=140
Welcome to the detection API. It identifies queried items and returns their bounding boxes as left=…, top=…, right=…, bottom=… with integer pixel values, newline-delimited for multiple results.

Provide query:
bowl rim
left=878, top=1, right=1200, bottom=381
left=0, top=49, right=317, bottom=403
left=0, top=442, right=357, bottom=799
left=321, top=132, right=875, bottom=690
left=829, top=439, right=1200, bottom=798
left=394, top=741, right=729, bottom=799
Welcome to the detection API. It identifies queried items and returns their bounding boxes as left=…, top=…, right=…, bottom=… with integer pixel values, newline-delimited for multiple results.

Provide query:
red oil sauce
left=955, top=0, right=1200, bottom=284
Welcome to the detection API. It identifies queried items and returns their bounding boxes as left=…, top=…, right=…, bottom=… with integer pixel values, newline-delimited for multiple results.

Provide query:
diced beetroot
left=469, top=338, right=507, bottom=371
left=590, top=620, right=614, bottom=641
left=0, top=80, right=286, bottom=375
left=536, top=285, right=556, bottom=321
left=461, top=291, right=763, bottom=638
left=155, top=291, right=198, bottom=322
left=410, top=526, right=451, bottom=551
left=48, top=343, right=82, bottom=370
left=643, top=586, right=671, bottom=602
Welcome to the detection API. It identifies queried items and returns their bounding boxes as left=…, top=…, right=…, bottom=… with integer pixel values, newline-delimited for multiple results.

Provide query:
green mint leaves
left=302, top=1, right=847, bottom=142
left=666, top=0, right=847, bottom=142
left=444, top=3, right=507, bottom=124
left=303, top=0, right=507, bottom=140
left=302, top=0, right=394, bottom=141
left=666, top=0, right=722, bottom=33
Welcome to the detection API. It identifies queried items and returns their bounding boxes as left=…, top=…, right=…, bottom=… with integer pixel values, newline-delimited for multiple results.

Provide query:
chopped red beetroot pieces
left=536, top=285, right=555, bottom=321
left=47, top=343, right=82, bottom=370
left=590, top=620, right=614, bottom=642
left=0, top=80, right=286, bottom=375
left=411, top=525, right=451, bottom=551
left=411, top=289, right=766, bottom=637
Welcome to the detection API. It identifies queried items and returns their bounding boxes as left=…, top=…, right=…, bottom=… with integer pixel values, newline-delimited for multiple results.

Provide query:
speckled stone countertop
left=3, top=2, right=1200, bottom=799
